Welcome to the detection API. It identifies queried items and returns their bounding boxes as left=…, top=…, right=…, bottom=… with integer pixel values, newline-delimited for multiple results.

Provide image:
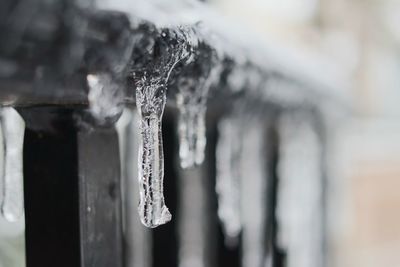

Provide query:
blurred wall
left=210, top=0, right=400, bottom=266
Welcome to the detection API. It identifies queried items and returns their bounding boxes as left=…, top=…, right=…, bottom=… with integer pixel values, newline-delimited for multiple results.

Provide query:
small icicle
left=87, top=72, right=123, bottom=125
left=0, top=108, right=25, bottom=222
left=215, top=115, right=242, bottom=245
left=276, top=113, right=324, bottom=267
left=176, top=50, right=221, bottom=169
left=176, top=98, right=207, bottom=169
left=240, top=118, right=267, bottom=267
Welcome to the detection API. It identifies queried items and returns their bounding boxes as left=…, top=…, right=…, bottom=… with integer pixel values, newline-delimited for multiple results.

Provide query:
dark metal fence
left=0, top=0, right=341, bottom=267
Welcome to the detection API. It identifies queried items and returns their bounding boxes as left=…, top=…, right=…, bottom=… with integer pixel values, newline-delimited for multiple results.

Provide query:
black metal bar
left=21, top=107, right=81, bottom=267
left=0, top=0, right=341, bottom=115
left=20, top=107, right=124, bottom=267
left=77, top=124, right=124, bottom=267
left=151, top=110, right=179, bottom=267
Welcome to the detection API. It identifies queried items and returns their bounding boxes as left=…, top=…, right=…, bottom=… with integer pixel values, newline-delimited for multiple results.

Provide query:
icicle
left=276, top=113, right=324, bottom=267
left=176, top=98, right=206, bottom=169
left=134, top=27, right=196, bottom=228
left=116, top=108, right=152, bottom=267
left=240, top=118, right=267, bottom=267
left=176, top=55, right=221, bottom=169
left=215, top=116, right=242, bottom=245
left=0, top=108, right=25, bottom=222
left=87, top=73, right=124, bottom=125
left=135, top=81, right=171, bottom=227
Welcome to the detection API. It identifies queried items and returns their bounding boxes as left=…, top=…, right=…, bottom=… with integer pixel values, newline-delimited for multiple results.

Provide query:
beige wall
left=211, top=0, right=400, bottom=266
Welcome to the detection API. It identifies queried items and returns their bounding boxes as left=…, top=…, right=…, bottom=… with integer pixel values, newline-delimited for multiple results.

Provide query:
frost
left=0, top=108, right=25, bottom=222
left=87, top=73, right=124, bottom=125
left=215, top=115, right=242, bottom=245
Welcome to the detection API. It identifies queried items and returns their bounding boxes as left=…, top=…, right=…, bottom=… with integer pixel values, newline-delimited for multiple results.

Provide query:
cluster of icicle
left=0, top=108, right=25, bottom=223
left=84, top=20, right=325, bottom=267
left=82, top=22, right=220, bottom=227
left=0, top=30, right=325, bottom=267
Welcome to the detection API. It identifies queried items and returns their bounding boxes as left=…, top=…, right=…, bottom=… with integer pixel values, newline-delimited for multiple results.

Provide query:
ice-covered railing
left=0, top=0, right=345, bottom=266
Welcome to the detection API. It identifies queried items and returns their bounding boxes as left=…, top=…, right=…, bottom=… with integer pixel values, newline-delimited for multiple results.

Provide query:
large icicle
left=133, top=27, right=196, bottom=228
left=0, top=108, right=25, bottom=222
left=276, top=112, right=324, bottom=267
left=135, top=79, right=171, bottom=228
left=240, top=117, right=268, bottom=267
left=116, top=108, right=152, bottom=267
left=176, top=47, right=221, bottom=169
left=215, top=115, right=243, bottom=245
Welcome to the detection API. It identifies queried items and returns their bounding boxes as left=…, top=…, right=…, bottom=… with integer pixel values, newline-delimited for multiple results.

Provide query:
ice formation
left=135, top=94, right=171, bottom=228
left=0, top=108, right=25, bottom=222
left=176, top=46, right=221, bottom=169
left=133, top=26, right=197, bottom=228
left=116, top=108, right=152, bottom=267
left=276, top=113, right=324, bottom=267
left=87, top=73, right=124, bottom=125
left=215, top=115, right=243, bottom=244
left=240, top=118, right=268, bottom=267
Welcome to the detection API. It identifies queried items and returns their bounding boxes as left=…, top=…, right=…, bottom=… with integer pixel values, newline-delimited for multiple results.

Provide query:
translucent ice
left=276, top=113, right=324, bottom=267
left=215, top=116, right=242, bottom=245
left=176, top=99, right=207, bottom=169
left=0, top=108, right=25, bottom=222
left=116, top=108, right=152, bottom=267
left=134, top=27, right=196, bottom=228
left=240, top=118, right=268, bottom=267
left=135, top=93, right=171, bottom=228
left=176, top=54, right=221, bottom=169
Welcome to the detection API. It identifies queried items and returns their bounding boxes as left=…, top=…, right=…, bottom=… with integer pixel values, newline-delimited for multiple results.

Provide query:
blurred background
left=208, top=0, right=400, bottom=266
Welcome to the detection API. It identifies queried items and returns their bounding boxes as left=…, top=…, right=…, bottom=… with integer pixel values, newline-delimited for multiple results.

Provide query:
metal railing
left=0, top=0, right=343, bottom=267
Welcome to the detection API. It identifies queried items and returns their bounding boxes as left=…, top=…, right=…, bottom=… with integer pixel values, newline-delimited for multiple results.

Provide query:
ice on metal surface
left=276, top=113, right=324, bottom=267
left=0, top=108, right=25, bottom=222
left=116, top=108, right=152, bottom=267
left=176, top=95, right=207, bottom=169
left=87, top=73, right=124, bottom=125
left=176, top=47, right=221, bottom=169
left=134, top=76, right=171, bottom=228
left=215, top=115, right=242, bottom=245
left=134, top=26, right=196, bottom=228
left=135, top=107, right=171, bottom=228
